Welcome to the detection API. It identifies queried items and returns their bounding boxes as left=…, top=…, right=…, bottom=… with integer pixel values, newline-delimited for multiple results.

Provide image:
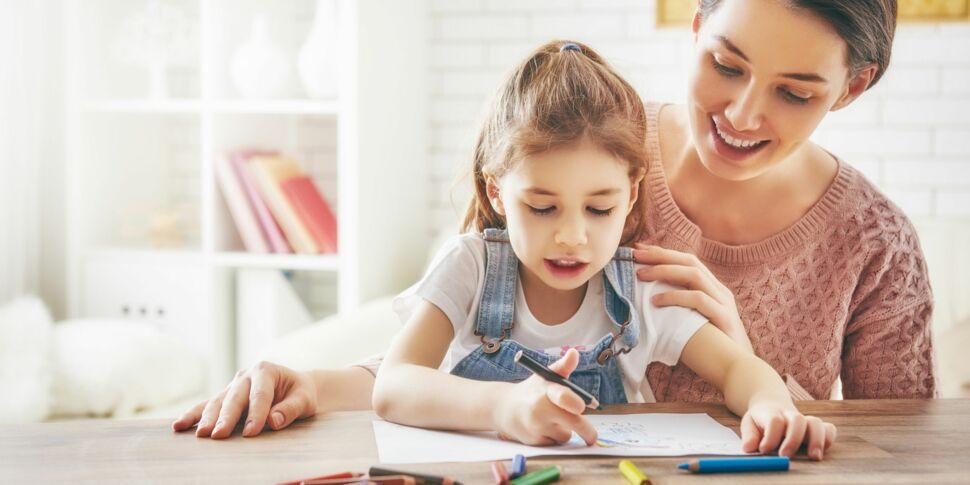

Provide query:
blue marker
left=510, top=454, right=527, bottom=478
left=678, top=456, right=790, bottom=473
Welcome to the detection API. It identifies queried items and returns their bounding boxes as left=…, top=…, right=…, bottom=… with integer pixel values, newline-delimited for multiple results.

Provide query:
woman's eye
left=527, top=205, right=555, bottom=216
left=780, top=88, right=811, bottom=105
left=711, top=57, right=741, bottom=77
left=588, top=207, right=614, bottom=216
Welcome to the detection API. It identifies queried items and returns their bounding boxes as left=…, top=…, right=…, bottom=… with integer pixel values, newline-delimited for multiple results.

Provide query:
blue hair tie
left=560, top=43, right=581, bottom=53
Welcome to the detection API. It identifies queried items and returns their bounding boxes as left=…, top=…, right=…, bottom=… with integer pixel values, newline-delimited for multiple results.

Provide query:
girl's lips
left=710, top=117, right=770, bottom=163
left=544, top=259, right=589, bottom=279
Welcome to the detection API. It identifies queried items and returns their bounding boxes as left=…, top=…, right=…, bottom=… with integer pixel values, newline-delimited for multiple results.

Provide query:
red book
left=280, top=176, right=338, bottom=254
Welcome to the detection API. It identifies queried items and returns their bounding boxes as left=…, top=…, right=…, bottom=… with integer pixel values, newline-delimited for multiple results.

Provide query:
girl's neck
left=518, top=265, right=588, bottom=325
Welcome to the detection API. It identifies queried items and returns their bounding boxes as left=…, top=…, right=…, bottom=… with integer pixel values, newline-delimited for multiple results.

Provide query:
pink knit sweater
left=642, top=103, right=937, bottom=401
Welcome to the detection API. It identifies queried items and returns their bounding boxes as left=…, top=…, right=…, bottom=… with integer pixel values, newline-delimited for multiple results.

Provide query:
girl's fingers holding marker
left=545, top=383, right=586, bottom=415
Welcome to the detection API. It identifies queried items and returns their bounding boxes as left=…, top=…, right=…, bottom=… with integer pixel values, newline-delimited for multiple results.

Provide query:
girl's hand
left=633, top=244, right=752, bottom=353
left=492, top=349, right=598, bottom=446
left=172, top=361, right=318, bottom=439
left=741, top=403, right=837, bottom=460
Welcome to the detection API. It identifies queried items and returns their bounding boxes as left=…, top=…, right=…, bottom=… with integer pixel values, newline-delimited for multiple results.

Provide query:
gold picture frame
left=656, top=0, right=970, bottom=27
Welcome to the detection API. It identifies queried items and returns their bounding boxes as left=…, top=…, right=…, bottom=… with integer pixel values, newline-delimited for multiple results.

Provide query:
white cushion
left=49, top=319, right=205, bottom=418
left=0, top=296, right=52, bottom=423
left=259, top=296, right=400, bottom=370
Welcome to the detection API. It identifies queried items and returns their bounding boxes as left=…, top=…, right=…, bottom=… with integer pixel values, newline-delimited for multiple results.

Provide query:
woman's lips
left=709, top=116, right=770, bottom=163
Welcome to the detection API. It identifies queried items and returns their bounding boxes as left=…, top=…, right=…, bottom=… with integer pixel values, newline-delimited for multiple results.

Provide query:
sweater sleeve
left=841, top=215, right=937, bottom=399
left=841, top=299, right=936, bottom=398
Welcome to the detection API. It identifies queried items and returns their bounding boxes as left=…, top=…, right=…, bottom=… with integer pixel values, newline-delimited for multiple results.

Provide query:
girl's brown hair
left=461, top=40, right=648, bottom=246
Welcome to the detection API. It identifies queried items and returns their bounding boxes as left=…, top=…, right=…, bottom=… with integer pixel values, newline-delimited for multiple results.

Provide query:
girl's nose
left=555, top=216, right=587, bottom=247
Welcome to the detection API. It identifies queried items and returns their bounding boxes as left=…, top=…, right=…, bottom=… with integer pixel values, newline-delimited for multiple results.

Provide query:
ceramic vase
left=297, top=0, right=339, bottom=98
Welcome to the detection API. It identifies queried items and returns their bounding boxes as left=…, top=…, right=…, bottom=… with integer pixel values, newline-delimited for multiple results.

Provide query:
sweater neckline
left=644, top=102, right=853, bottom=265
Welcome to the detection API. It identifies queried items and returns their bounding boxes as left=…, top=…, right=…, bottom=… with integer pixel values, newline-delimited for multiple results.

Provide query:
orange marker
left=492, top=461, right=510, bottom=484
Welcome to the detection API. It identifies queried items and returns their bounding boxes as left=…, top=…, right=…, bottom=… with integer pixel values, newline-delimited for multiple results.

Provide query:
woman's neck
left=660, top=106, right=837, bottom=245
left=518, top=265, right=588, bottom=325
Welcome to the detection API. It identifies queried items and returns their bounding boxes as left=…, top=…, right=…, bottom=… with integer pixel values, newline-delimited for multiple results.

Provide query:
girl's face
left=687, top=0, right=866, bottom=181
left=487, top=136, right=641, bottom=292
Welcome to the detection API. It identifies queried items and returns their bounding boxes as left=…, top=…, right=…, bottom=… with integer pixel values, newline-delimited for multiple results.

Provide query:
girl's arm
left=372, top=299, right=598, bottom=445
left=679, top=324, right=837, bottom=460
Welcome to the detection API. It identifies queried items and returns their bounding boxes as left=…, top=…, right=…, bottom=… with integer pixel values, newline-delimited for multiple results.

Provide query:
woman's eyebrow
left=715, top=35, right=828, bottom=84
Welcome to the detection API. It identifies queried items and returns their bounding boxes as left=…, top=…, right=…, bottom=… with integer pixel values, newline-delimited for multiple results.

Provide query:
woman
left=174, top=0, right=935, bottom=440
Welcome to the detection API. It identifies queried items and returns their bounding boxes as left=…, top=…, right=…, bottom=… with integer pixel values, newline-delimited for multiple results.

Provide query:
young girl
left=373, top=40, right=836, bottom=458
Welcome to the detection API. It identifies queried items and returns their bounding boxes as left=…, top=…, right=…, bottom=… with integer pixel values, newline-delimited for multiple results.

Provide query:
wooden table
left=2, top=399, right=968, bottom=484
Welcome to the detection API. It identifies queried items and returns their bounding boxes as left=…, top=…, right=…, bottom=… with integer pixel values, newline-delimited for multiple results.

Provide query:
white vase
left=231, top=16, right=289, bottom=99
left=297, top=0, right=339, bottom=99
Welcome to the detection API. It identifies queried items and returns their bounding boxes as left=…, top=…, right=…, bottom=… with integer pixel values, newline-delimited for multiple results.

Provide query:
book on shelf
left=230, top=150, right=293, bottom=254
left=248, top=155, right=320, bottom=254
left=215, top=153, right=268, bottom=253
left=280, top=176, right=338, bottom=254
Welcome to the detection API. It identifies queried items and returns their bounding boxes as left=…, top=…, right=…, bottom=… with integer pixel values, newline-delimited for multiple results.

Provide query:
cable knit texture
left=643, top=103, right=937, bottom=402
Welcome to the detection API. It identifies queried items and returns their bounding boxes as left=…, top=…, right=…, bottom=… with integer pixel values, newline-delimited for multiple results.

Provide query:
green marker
left=510, top=465, right=561, bottom=485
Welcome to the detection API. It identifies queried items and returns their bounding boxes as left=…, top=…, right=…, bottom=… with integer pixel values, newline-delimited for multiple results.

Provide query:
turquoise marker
left=678, top=456, right=790, bottom=473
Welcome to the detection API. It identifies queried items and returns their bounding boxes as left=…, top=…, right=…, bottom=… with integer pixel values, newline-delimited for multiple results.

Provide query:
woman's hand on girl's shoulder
left=740, top=403, right=837, bottom=460
left=492, top=349, right=598, bottom=447
left=633, top=243, right=753, bottom=353
left=171, top=361, right=318, bottom=439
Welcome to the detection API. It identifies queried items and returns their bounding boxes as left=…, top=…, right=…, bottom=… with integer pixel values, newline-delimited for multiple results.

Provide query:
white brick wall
left=427, top=5, right=970, bottom=232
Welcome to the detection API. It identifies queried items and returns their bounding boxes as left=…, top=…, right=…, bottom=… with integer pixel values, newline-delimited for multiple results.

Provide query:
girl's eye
left=780, top=88, right=811, bottom=105
left=527, top=205, right=555, bottom=216
left=711, top=57, right=741, bottom=77
left=588, top=207, right=614, bottom=216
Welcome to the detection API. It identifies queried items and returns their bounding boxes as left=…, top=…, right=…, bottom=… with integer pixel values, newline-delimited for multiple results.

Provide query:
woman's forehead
left=699, top=0, right=850, bottom=78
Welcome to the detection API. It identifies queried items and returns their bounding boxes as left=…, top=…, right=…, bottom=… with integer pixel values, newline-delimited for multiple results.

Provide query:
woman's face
left=687, top=0, right=860, bottom=181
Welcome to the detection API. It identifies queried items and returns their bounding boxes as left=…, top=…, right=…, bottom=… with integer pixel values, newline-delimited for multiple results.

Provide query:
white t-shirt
left=392, top=232, right=709, bottom=403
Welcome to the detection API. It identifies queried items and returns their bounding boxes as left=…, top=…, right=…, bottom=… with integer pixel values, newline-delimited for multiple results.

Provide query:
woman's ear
left=831, top=64, right=877, bottom=112
left=485, top=175, right=506, bottom=216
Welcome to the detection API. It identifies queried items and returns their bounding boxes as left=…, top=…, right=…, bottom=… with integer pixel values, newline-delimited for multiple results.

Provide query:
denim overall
left=450, top=228, right=642, bottom=405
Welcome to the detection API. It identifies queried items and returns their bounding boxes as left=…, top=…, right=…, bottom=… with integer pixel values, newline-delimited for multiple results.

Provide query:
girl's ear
left=485, top=175, right=506, bottom=216
left=627, top=169, right=646, bottom=215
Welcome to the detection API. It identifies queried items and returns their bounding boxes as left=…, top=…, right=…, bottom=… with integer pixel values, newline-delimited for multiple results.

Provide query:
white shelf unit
left=64, top=0, right=429, bottom=390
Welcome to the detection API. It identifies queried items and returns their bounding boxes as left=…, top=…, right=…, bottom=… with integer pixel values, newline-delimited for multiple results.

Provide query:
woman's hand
left=633, top=243, right=752, bottom=353
left=172, top=361, right=318, bottom=439
left=492, top=349, right=598, bottom=446
left=741, top=403, right=837, bottom=460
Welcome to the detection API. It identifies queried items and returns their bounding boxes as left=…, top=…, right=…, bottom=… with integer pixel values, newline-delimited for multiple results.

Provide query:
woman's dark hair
left=697, top=0, right=897, bottom=88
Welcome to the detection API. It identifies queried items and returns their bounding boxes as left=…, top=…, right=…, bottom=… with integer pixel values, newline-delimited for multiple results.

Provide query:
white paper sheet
left=373, top=413, right=747, bottom=464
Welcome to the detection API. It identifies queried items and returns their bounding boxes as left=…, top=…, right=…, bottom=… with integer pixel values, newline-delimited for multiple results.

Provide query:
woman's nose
left=725, top=84, right=764, bottom=132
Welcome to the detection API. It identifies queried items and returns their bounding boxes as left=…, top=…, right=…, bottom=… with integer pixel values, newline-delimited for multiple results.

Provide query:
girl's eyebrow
left=525, top=187, right=621, bottom=196
left=714, top=35, right=828, bottom=84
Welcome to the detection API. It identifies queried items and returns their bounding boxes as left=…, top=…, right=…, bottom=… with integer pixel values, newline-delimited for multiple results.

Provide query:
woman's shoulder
left=835, top=162, right=923, bottom=250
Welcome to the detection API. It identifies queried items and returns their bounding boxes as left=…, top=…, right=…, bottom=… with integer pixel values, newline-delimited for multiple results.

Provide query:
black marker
left=514, top=350, right=601, bottom=410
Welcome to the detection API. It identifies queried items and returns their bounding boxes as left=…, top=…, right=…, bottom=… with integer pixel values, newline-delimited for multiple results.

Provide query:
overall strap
left=598, top=246, right=641, bottom=364
left=474, top=228, right=517, bottom=353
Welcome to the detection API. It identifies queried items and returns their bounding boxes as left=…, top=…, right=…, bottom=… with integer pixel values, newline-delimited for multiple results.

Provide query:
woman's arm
left=373, top=299, right=598, bottom=445
left=842, top=299, right=936, bottom=398
left=680, top=324, right=836, bottom=459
